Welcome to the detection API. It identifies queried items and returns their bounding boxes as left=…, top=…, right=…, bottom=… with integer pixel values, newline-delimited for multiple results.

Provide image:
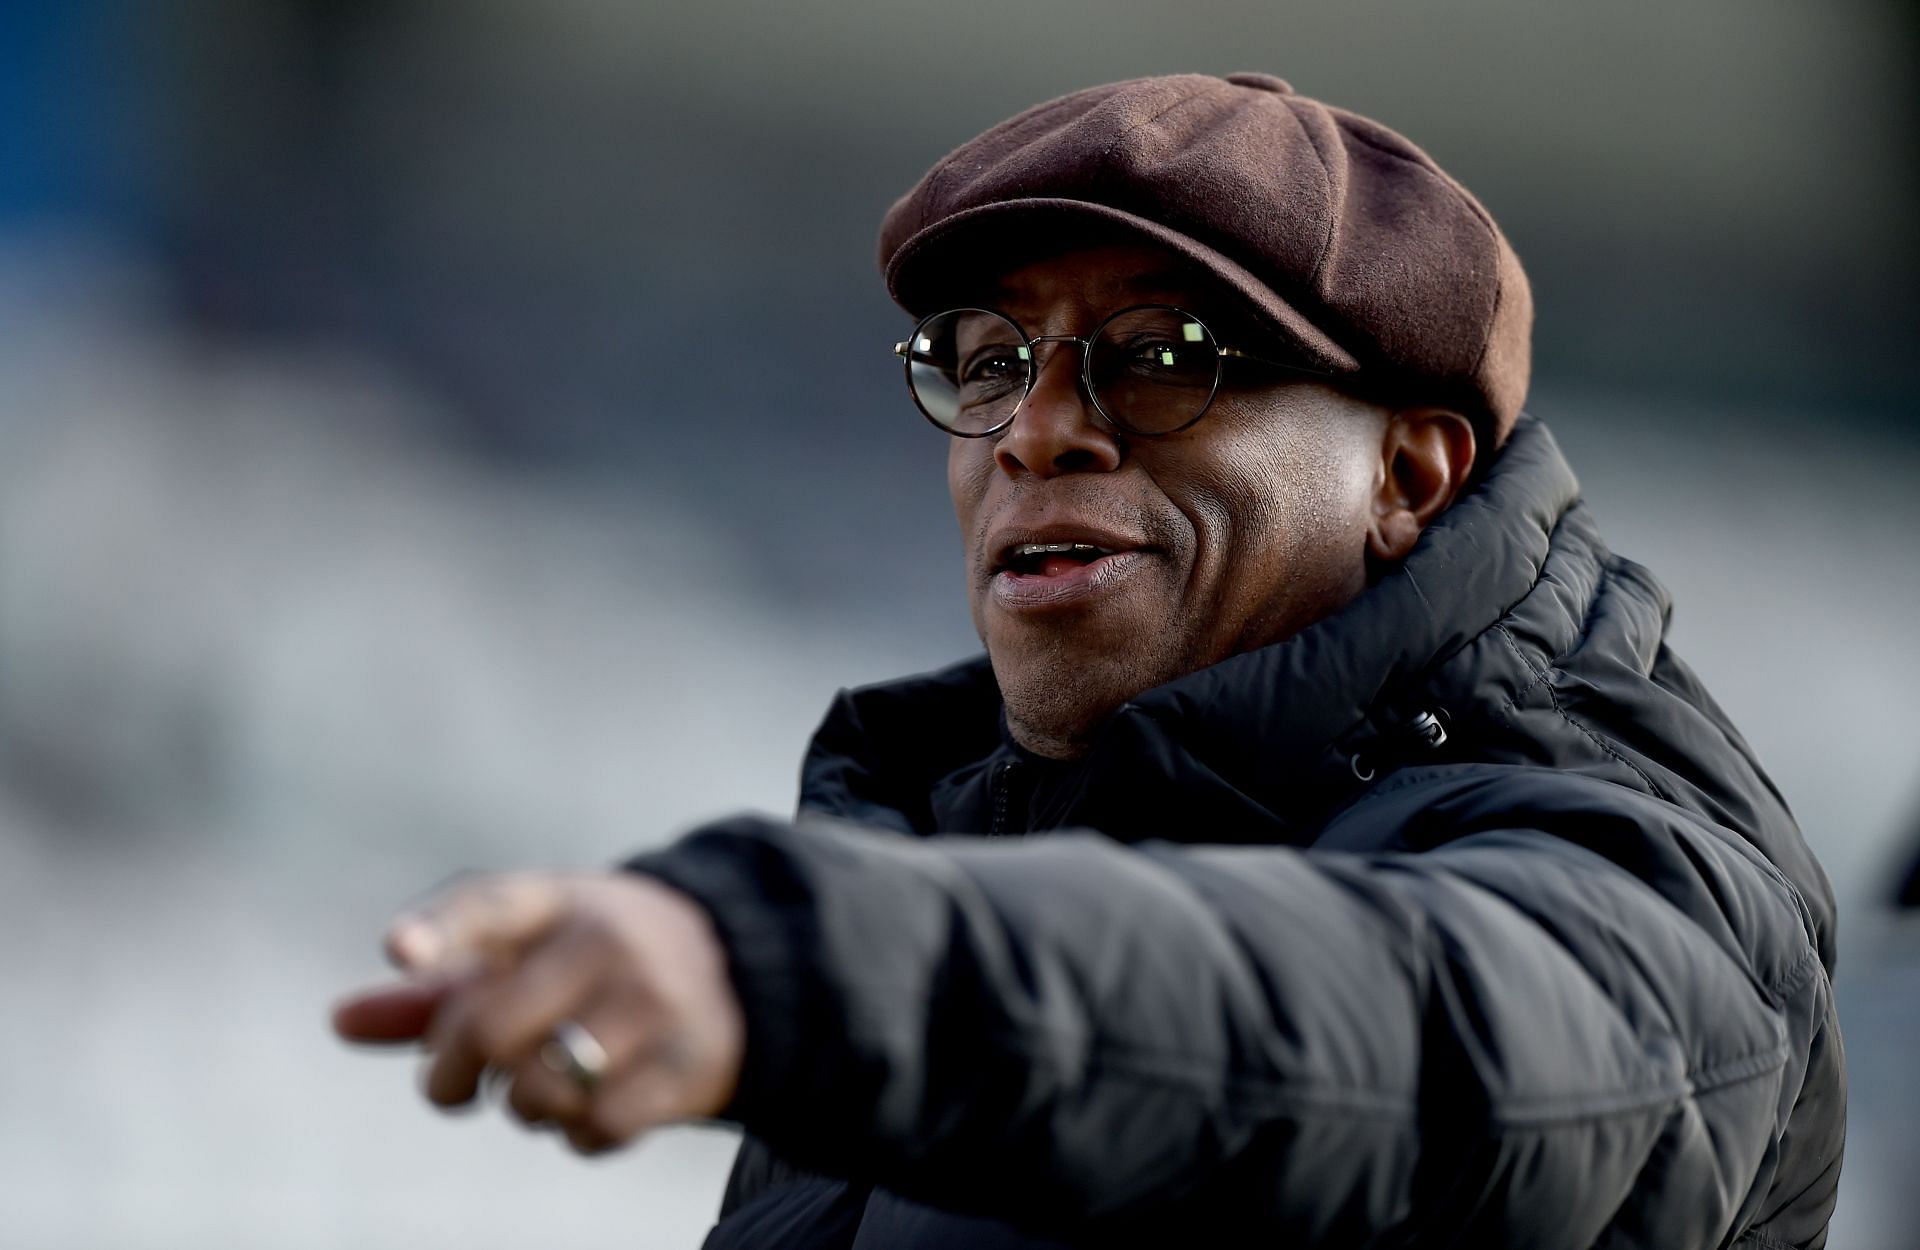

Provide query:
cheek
left=1266, top=411, right=1379, bottom=523
left=948, top=442, right=1008, bottom=584
left=948, top=443, right=989, bottom=533
left=1196, top=420, right=1378, bottom=590
left=1279, top=441, right=1376, bottom=539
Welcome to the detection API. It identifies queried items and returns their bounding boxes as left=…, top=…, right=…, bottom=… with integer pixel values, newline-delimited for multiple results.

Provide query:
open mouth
left=998, top=542, right=1118, bottom=578
left=985, top=527, right=1154, bottom=611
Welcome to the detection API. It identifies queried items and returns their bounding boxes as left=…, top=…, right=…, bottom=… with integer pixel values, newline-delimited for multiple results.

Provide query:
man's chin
left=988, top=639, right=1174, bottom=759
left=983, top=609, right=1155, bottom=675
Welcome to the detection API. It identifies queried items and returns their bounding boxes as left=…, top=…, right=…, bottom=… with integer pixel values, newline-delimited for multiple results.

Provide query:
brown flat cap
left=878, top=72, right=1532, bottom=445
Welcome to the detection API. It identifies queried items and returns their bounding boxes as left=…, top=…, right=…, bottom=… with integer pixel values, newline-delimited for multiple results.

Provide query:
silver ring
left=540, top=1020, right=608, bottom=1092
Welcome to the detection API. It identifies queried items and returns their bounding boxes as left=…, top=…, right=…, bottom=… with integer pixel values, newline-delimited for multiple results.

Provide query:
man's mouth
left=987, top=531, right=1153, bottom=612
left=998, top=542, right=1119, bottom=578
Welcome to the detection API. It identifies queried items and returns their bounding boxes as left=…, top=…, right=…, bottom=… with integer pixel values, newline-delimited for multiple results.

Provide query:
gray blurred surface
left=1, top=3, right=1914, bottom=1247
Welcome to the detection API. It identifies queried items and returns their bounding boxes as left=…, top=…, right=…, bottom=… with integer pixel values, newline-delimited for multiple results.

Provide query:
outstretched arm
left=625, top=808, right=1819, bottom=1247
left=334, top=796, right=1827, bottom=1247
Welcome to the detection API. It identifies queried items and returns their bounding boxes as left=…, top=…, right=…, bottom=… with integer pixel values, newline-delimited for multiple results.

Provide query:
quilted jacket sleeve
left=626, top=792, right=1837, bottom=1247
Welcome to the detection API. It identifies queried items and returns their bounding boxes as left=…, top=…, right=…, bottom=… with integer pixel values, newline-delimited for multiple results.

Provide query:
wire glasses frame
left=891, top=303, right=1332, bottom=438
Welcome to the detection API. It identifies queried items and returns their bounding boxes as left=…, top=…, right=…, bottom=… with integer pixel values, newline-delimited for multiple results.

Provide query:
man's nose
left=992, top=344, right=1124, bottom=478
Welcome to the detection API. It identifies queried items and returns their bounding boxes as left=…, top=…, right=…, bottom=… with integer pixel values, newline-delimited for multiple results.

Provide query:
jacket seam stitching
left=937, top=1029, right=1790, bottom=1129
left=1496, top=622, right=1664, bottom=796
left=1487, top=1042, right=1789, bottom=1127
left=1766, top=943, right=1821, bottom=1005
left=1318, top=771, right=1824, bottom=1010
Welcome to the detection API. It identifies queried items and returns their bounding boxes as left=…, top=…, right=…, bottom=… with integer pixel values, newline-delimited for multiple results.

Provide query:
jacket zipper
left=990, top=759, right=1021, bottom=836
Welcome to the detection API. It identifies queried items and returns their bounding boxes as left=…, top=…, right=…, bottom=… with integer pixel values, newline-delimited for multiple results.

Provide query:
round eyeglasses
left=892, top=304, right=1329, bottom=438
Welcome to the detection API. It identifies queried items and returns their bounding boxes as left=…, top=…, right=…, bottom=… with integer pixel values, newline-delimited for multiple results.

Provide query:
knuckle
left=435, top=976, right=517, bottom=1059
left=432, top=1000, right=483, bottom=1059
left=507, top=1078, right=546, bottom=1124
left=468, top=1009, right=519, bottom=1061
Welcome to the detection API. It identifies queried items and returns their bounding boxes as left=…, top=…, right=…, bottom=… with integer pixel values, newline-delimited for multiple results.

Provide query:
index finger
left=331, top=973, right=462, bottom=1043
left=388, top=874, right=572, bottom=972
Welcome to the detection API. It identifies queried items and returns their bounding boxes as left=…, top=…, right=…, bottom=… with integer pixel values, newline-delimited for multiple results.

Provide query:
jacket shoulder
left=1318, top=762, right=1824, bottom=1004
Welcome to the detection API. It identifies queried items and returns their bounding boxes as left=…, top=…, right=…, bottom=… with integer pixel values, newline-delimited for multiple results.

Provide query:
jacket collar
left=803, top=416, right=1580, bottom=839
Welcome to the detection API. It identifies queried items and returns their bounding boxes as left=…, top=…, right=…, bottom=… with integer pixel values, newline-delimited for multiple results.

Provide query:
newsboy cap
left=878, top=72, right=1532, bottom=446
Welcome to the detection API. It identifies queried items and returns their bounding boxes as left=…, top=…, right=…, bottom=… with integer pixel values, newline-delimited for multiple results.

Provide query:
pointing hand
left=333, top=872, right=744, bottom=1154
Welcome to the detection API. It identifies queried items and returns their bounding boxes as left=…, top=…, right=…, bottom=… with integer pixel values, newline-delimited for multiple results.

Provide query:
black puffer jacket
left=631, top=417, right=1844, bottom=1248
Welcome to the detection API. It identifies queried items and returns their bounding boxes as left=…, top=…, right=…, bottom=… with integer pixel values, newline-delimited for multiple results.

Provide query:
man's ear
left=1366, top=408, right=1477, bottom=563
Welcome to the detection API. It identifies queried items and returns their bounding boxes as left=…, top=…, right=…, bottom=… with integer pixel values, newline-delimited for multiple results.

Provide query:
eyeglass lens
left=905, top=307, right=1222, bottom=436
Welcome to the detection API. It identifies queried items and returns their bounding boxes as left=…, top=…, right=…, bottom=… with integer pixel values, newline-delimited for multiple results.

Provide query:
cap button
left=1224, top=72, right=1294, bottom=94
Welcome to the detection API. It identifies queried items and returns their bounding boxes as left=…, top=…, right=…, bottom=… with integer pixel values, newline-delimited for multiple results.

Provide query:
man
left=335, top=74, right=1844, bottom=1247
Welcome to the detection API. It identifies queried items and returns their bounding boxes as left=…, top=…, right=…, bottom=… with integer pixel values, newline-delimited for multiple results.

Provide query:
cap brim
left=884, top=198, right=1361, bottom=376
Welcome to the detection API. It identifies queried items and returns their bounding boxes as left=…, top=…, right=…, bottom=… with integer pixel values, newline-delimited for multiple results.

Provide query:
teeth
left=1013, top=542, right=1107, bottom=558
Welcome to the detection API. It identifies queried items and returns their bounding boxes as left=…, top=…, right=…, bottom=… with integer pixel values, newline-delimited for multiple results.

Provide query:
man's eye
left=1122, top=340, right=1196, bottom=373
left=960, top=347, right=1026, bottom=383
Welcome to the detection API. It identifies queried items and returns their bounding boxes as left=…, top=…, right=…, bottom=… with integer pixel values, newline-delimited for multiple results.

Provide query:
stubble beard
left=990, top=617, right=1198, bottom=760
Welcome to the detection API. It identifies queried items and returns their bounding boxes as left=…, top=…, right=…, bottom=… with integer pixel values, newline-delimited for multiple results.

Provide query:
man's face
left=947, top=243, right=1392, bottom=758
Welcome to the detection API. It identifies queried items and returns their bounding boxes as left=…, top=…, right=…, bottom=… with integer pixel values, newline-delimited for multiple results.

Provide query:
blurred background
left=0, top=2, right=1913, bottom=1246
